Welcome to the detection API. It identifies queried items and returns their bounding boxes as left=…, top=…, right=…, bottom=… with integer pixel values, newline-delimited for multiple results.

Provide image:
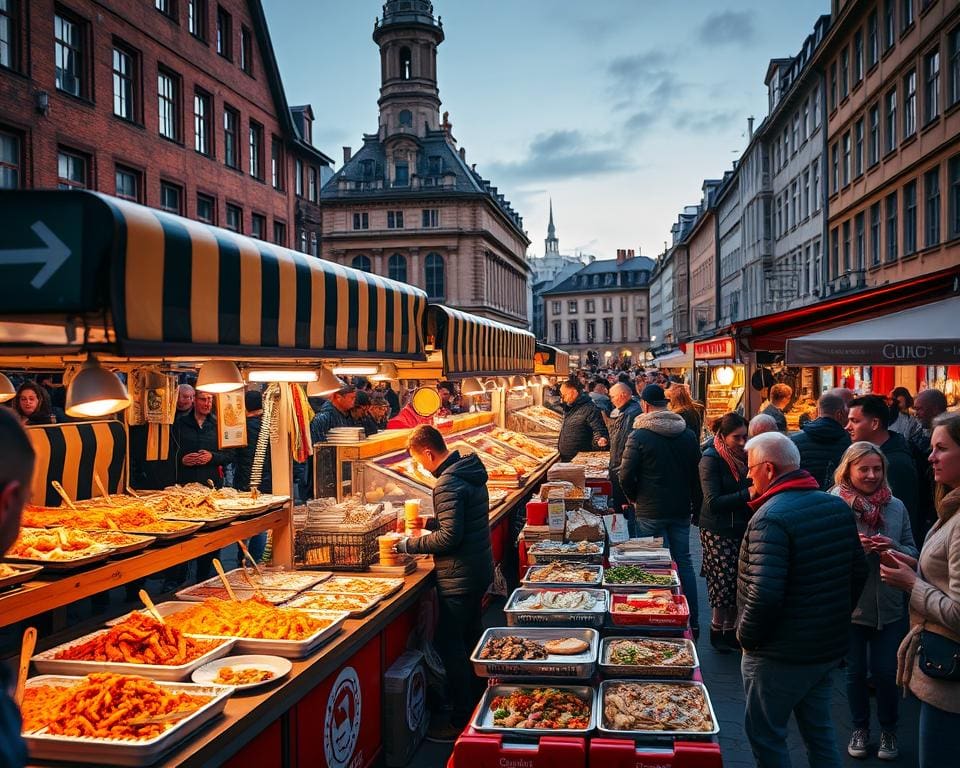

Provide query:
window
left=1, top=0, right=18, bottom=70
left=240, top=25, right=252, bottom=75
left=950, top=26, right=960, bottom=108
left=812, top=159, right=821, bottom=211
left=855, top=118, right=864, bottom=177
left=225, top=203, right=241, bottom=232
left=155, top=0, right=175, bottom=17
left=196, top=193, right=215, bottom=223
left=868, top=11, right=879, bottom=68
left=551, top=301, right=561, bottom=316
left=115, top=165, right=140, bottom=201
left=271, top=136, right=283, bottom=190
left=394, top=162, right=409, bottom=186
left=273, top=220, right=286, bottom=246
left=387, top=210, right=403, bottom=229
left=188, top=0, right=205, bottom=39
left=831, top=142, right=839, bottom=193
left=158, top=69, right=180, bottom=141
left=194, top=89, right=211, bottom=155
left=568, top=320, right=579, bottom=344
left=904, top=180, right=917, bottom=255
left=829, top=61, right=837, bottom=111
left=802, top=99, right=809, bottom=140
left=112, top=44, right=137, bottom=121
left=904, top=70, right=917, bottom=137
left=840, top=48, right=849, bottom=99
left=843, top=132, right=851, bottom=186
left=792, top=179, right=799, bottom=225
left=855, top=212, right=865, bottom=268
left=924, top=49, right=940, bottom=124
left=585, top=319, right=596, bottom=343
left=802, top=170, right=810, bottom=218
left=251, top=213, right=265, bottom=239
left=388, top=253, right=407, bottom=283
left=55, top=11, right=84, bottom=97
left=813, top=86, right=821, bottom=128
left=886, top=191, right=898, bottom=261
left=308, top=167, right=318, bottom=202
left=552, top=321, right=561, bottom=344
left=869, top=103, right=880, bottom=165
left=216, top=5, right=231, bottom=59
left=603, top=318, right=613, bottom=343
left=160, top=181, right=182, bottom=214
left=951, top=155, right=960, bottom=239
left=620, top=316, right=628, bottom=340
left=294, top=159, right=303, bottom=196
left=399, top=47, right=411, bottom=80
left=830, top=227, right=839, bottom=278
left=925, top=168, right=940, bottom=247
left=870, top=202, right=881, bottom=265
left=854, top=30, right=864, bottom=83
left=884, top=0, right=895, bottom=50
left=885, top=88, right=897, bottom=153
left=351, top=255, right=371, bottom=273
left=57, top=148, right=86, bottom=189
left=0, top=129, right=20, bottom=188
left=567, top=300, right=578, bottom=314
left=901, top=0, right=913, bottom=32
left=352, top=212, right=368, bottom=230
left=298, top=229, right=307, bottom=253
left=602, top=297, right=613, bottom=313
left=248, top=121, right=263, bottom=180
left=425, top=253, right=444, bottom=299
left=223, top=106, right=239, bottom=169
left=584, top=299, right=595, bottom=313
left=791, top=112, right=799, bottom=153
left=422, top=209, right=439, bottom=228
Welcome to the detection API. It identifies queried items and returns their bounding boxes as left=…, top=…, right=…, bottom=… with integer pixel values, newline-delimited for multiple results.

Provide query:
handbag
left=917, top=627, right=960, bottom=681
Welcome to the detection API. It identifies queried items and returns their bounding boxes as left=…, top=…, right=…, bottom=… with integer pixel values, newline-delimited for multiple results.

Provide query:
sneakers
left=878, top=731, right=899, bottom=761
left=848, top=728, right=870, bottom=759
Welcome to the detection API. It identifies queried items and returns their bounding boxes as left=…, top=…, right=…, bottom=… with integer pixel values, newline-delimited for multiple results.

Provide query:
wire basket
left=295, top=517, right=396, bottom=571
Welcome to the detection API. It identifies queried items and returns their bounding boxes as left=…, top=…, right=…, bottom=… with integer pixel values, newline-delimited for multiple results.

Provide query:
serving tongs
left=14, top=626, right=37, bottom=708
left=213, top=558, right=240, bottom=601
left=139, top=588, right=166, bottom=624
left=94, top=476, right=121, bottom=530
left=127, top=706, right=204, bottom=727
left=237, top=540, right=264, bottom=580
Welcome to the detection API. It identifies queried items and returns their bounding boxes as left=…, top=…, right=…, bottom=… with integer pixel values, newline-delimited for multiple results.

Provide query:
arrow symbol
left=0, top=221, right=72, bottom=289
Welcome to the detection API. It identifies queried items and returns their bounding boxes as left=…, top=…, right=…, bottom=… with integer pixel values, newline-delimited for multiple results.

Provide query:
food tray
left=3, top=547, right=114, bottom=571
left=284, top=592, right=382, bottom=617
left=527, top=542, right=604, bottom=565
left=85, top=531, right=157, bottom=556
left=307, top=575, right=404, bottom=598
left=504, top=588, right=607, bottom=628
left=174, top=584, right=299, bottom=605
left=521, top=563, right=603, bottom=588
left=22, top=675, right=233, bottom=766
left=608, top=593, right=690, bottom=628
left=603, top=568, right=681, bottom=593
left=599, top=636, right=699, bottom=679
left=471, top=683, right=596, bottom=737
left=596, top=679, right=719, bottom=738
left=212, top=494, right=290, bottom=516
left=470, top=627, right=599, bottom=679
left=32, top=632, right=237, bottom=682
left=0, top=563, right=43, bottom=590
left=185, top=568, right=329, bottom=594
left=159, top=509, right=240, bottom=529
left=123, top=521, right=204, bottom=541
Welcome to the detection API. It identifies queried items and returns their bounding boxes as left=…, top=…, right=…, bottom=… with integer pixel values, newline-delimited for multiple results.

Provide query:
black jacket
left=309, top=399, right=358, bottom=443
left=608, top=399, right=643, bottom=474
left=760, top=403, right=788, bottom=432
left=677, top=406, right=704, bottom=441
left=737, top=472, right=868, bottom=663
left=790, top=416, right=851, bottom=490
left=880, top=431, right=920, bottom=535
left=404, top=451, right=494, bottom=596
left=618, top=410, right=702, bottom=521
left=0, top=663, right=26, bottom=768
left=173, top=411, right=230, bottom=487
left=233, top=414, right=272, bottom=493
left=557, top=394, right=608, bottom=461
left=698, top=446, right=752, bottom=537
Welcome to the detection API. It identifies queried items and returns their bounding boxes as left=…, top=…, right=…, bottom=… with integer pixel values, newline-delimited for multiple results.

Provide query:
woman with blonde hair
left=667, top=382, right=704, bottom=440
left=881, top=412, right=960, bottom=768
left=830, top=441, right=917, bottom=761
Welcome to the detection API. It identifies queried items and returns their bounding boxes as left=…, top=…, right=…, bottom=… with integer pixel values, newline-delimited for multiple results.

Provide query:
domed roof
left=379, top=0, right=439, bottom=28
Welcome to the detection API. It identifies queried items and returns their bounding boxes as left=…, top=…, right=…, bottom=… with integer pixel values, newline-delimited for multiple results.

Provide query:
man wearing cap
left=309, top=385, right=360, bottom=443
left=619, top=384, right=703, bottom=634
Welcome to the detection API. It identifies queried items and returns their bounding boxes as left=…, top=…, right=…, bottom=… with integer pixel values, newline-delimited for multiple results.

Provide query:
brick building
left=0, top=0, right=331, bottom=250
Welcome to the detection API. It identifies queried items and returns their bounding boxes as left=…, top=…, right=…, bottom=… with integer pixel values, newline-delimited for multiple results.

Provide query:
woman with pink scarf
left=830, top=441, right=917, bottom=762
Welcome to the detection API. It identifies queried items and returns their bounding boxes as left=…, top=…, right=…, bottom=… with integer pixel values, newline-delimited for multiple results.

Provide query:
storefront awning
left=650, top=346, right=693, bottom=368
left=534, top=343, right=570, bottom=376
left=785, top=296, right=960, bottom=365
left=0, top=191, right=428, bottom=361
left=427, top=305, right=536, bottom=378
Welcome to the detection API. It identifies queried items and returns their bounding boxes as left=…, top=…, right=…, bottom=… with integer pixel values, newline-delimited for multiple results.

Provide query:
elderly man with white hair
left=737, top=431, right=867, bottom=768
left=747, top=413, right=778, bottom=438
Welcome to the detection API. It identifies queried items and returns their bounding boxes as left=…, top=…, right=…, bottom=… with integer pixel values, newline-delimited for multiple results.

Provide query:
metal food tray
left=527, top=543, right=604, bottom=565
left=174, top=585, right=299, bottom=605
left=602, top=569, right=681, bottom=593
left=521, top=563, right=603, bottom=588
left=212, top=494, right=290, bottom=517
left=471, top=683, right=596, bottom=737
left=85, top=531, right=157, bottom=556
left=182, top=568, right=330, bottom=595
left=3, top=547, right=114, bottom=571
left=470, top=627, right=599, bottom=679
left=284, top=592, right=382, bottom=617
left=22, top=675, right=233, bottom=766
left=0, top=563, right=42, bottom=590
left=122, top=521, right=204, bottom=541
left=504, top=588, right=607, bottom=628
left=599, top=636, right=699, bottom=679
left=307, top=576, right=404, bottom=598
left=596, top=679, right=719, bottom=738
left=160, top=509, right=240, bottom=529
left=32, top=633, right=237, bottom=682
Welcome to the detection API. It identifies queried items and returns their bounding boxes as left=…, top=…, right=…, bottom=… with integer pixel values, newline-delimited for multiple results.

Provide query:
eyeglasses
left=747, top=461, right=770, bottom=471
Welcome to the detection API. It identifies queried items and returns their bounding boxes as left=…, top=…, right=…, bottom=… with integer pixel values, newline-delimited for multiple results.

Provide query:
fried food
left=21, top=673, right=212, bottom=739
left=602, top=682, right=714, bottom=732
left=214, top=667, right=274, bottom=685
left=311, top=576, right=402, bottom=596
left=286, top=593, right=379, bottom=613
left=7, top=527, right=110, bottom=561
left=489, top=687, right=590, bottom=730
left=607, top=638, right=695, bottom=667
left=21, top=503, right=197, bottom=533
left=164, top=598, right=328, bottom=640
left=0, top=563, right=20, bottom=577
left=543, top=638, right=589, bottom=655
left=54, top=613, right=219, bottom=665
left=479, top=636, right=548, bottom=661
left=526, top=562, right=600, bottom=584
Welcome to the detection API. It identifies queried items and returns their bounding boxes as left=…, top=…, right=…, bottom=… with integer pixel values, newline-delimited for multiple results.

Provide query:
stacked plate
left=326, top=427, right=366, bottom=443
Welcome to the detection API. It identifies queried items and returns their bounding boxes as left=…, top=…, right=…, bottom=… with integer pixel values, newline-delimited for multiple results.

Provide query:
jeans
left=434, top=590, right=485, bottom=727
left=741, top=653, right=842, bottom=768
left=632, top=517, right=699, bottom=630
left=919, top=701, right=960, bottom=768
left=846, top=620, right=906, bottom=731
left=244, top=532, right=268, bottom=564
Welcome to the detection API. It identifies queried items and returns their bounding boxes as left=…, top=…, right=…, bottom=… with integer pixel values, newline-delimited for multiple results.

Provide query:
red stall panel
left=221, top=718, right=283, bottom=768
left=589, top=738, right=723, bottom=768
left=452, top=732, right=587, bottom=768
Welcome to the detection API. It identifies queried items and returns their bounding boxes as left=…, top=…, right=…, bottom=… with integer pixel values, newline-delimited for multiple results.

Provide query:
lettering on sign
left=694, top=337, right=734, bottom=360
left=882, top=343, right=933, bottom=361
left=498, top=758, right=535, bottom=768
left=324, top=666, right=362, bottom=768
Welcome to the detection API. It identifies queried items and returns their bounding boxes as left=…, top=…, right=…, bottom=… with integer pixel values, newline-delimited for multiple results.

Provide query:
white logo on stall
left=406, top=666, right=426, bottom=731
left=324, top=666, right=361, bottom=768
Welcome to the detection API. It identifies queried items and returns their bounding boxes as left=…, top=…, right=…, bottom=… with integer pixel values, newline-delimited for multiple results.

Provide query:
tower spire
left=545, top=198, right=559, bottom=255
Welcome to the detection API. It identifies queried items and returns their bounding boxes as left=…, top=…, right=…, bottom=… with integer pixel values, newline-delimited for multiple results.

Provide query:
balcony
left=826, top=269, right=867, bottom=296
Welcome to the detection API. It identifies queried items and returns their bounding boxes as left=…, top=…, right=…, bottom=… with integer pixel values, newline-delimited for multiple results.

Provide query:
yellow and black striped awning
left=27, top=421, right=126, bottom=506
left=427, top=305, right=536, bottom=378
left=534, top=343, right=570, bottom=376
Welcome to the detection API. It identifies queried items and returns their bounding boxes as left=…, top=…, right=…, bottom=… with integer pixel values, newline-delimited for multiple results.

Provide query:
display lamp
left=0, top=372, right=15, bottom=403
left=65, top=355, right=132, bottom=418
left=370, top=362, right=399, bottom=382
left=461, top=377, right=485, bottom=396
left=332, top=363, right=380, bottom=377
left=307, top=366, right=346, bottom=398
left=196, top=360, right=245, bottom=393
left=247, top=368, right=318, bottom=383
left=716, top=365, right=736, bottom=386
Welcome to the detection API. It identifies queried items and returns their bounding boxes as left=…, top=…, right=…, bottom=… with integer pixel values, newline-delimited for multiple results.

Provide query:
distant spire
left=545, top=198, right=559, bottom=255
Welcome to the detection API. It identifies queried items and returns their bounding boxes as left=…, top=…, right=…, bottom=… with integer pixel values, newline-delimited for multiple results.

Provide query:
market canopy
left=0, top=190, right=427, bottom=361
left=649, top=346, right=693, bottom=368
left=785, top=296, right=960, bottom=365
left=427, top=304, right=536, bottom=378
left=534, top=342, right=570, bottom=376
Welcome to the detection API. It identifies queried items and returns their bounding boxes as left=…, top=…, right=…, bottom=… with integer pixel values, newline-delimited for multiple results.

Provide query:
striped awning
left=534, top=343, right=570, bottom=376
left=427, top=305, right=536, bottom=378
left=27, top=421, right=126, bottom=506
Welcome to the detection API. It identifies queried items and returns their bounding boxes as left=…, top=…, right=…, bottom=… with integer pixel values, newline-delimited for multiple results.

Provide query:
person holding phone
left=830, top=442, right=917, bottom=761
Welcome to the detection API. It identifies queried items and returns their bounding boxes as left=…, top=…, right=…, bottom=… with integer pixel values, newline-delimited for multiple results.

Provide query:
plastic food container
left=608, top=593, right=690, bottom=628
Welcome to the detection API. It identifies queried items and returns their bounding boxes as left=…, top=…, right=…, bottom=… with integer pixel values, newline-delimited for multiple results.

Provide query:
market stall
left=692, top=336, right=745, bottom=425
left=648, top=344, right=694, bottom=382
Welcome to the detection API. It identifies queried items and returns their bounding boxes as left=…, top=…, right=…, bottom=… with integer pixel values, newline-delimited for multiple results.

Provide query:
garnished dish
left=191, top=654, right=292, bottom=689
left=525, top=562, right=601, bottom=584
left=285, top=593, right=380, bottom=614
left=310, top=576, right=403, bottom=597
left=164, top=598, right=328, bottom=641
left=513, top=590, right=600, bottom=611
left=489, top=687, right=591, bottom=730
left=604, top=565, right=677, bottom=586
left=214, top=667, right=274, bottom=686
left=606, top=638, right=695, bottom=668
left=602, top=682, right=715, bottom=732
left=7, top=527, right=110, bottom=561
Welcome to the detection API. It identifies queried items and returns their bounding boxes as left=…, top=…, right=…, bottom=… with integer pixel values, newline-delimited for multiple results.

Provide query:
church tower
left=545, top=199, right=559, bottom=256
left=373, top=1, right=445, bottom=141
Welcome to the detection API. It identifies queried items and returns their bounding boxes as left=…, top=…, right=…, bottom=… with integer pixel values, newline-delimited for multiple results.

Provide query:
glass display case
left=351, top=461, right=434, bottom=517
left=506, top=404, right=562, bottom=439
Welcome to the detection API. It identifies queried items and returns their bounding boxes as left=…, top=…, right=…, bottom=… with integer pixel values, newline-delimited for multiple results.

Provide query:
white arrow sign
left=0, top=221, right=72, bottom=289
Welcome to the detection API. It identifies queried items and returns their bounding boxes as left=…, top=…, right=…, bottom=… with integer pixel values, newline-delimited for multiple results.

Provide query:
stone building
left=319, top=0, right=531, bottom=327
left=687, top=180, right=722, bottom=337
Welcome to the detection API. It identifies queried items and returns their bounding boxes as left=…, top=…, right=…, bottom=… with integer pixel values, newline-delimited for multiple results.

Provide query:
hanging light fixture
left=0, top=372, right=15, bottom=403
left=65, top=355, right=132, bottom=418
left=196, top=360, right=245, bottom=393
left=332, top=362, right=379, bottom=377
left=307, top=365, right=345, bottom=398
left=461, top=377, right=485, bottom=396
left=715, top=365, right=736, bottom=386
left=246, top=368, right=318, bottom=383
left=370, top=362, right=399, bottom=382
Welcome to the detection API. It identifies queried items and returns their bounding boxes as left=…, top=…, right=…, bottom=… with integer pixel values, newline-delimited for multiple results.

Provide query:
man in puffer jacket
left=790, top=390, right=851, bottom=489
left=397, top=425, right=493, bottom=741
left=618, top=384, right=702, bottom=632
left=738, top=432, right=867, bottom=768
left=557, top=378, right=608, bottom=461
left=607, top=383, right=642, bottom=520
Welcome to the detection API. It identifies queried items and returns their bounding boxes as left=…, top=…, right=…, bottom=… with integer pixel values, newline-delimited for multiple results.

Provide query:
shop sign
left=694, top=337, right=735, bottom=360
left=325, top=666, right=362, bottom=768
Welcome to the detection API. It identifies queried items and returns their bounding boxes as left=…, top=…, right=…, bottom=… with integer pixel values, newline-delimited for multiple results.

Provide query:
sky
left=262, top=0, right=830, bottom=262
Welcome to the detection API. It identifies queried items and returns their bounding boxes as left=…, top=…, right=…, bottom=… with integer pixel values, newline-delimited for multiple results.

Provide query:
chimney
left=628, top=249, right=635, bottom=259
left=459, top=147, right=466, bottom=162
left=616, top=249, right=627, bottom=265
left=747, top=116, right=755, bottom=140
left=343, top=146, right=352, bottom=164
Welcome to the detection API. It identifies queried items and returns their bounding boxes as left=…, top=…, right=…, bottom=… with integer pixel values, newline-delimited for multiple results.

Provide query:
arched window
left=388, top=253, right=407, bottom=283
left=399, top=47, right=412, bottom=80
left=425, top=252, right=444, bottom=299
left=351, top=254, right=371, bottom=273
left=398, top=109, right=413, bottom=127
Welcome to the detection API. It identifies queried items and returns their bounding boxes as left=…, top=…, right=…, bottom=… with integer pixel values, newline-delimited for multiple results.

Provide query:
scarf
left=835, top=482, right=891, bottom=532
left=747, top=469, right=821, bottom=512
left=713, top=432, right=747, bottom=483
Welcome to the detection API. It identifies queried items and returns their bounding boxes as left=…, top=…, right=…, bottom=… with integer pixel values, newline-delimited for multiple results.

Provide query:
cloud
left=698, top=11, right=755, bottom=46
left=607, top=52, right=672, bottom=97
left=672, top=110, right=741, bottom=133
left=486, top=129, right=634, bottom=183
left=623, top=110, right=657, bottom=137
